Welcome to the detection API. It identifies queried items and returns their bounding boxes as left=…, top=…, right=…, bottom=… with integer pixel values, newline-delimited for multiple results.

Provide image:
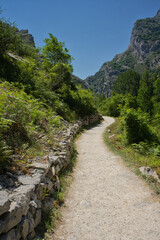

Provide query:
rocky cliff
left=85, top=9, right=160, bottom=97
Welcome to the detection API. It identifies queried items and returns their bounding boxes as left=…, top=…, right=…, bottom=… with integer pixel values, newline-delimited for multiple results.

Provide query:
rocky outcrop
left=17, top=30, right=35, bottom=47
left=85, top=9, right=160, bottom=97
left=0, top=115, right=102, bottom=240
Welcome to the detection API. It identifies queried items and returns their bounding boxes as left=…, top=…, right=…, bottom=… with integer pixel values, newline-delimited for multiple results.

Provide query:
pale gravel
left=51, top=116, right=160, bottom=240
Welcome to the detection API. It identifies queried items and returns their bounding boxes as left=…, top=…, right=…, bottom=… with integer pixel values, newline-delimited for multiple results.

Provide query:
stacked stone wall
left=0, top=114, right=102, bottom=240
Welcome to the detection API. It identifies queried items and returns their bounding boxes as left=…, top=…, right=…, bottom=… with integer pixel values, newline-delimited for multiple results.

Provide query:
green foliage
left=113, top=70, right=140, bottom=96
left=99, top=93, right=125, bottom=117
left=0, top=19, right=21, bottom=56
left=41, top=33, right=73, bottom=68
left=0, top=81, right=62, bottom=165
left=136, top=18, right=160, bottom=42
left=137, top=70, right=154, bottom=114
left=0, top=17, right=99, bottom=166
left=121, top=108, right=158, bottom=144
left=49, top=63, right=72, bottom=91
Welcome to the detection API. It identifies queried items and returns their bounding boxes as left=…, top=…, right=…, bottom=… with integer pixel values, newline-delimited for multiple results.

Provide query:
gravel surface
left=52, top=116, right=160, bottom=240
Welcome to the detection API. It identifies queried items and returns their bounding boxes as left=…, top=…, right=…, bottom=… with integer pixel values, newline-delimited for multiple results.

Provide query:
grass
left=104, top=118, right=160, bottom=195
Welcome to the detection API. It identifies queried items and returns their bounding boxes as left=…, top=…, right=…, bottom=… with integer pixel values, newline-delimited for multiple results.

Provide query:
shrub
left=121, top=108, right=158, bottom=144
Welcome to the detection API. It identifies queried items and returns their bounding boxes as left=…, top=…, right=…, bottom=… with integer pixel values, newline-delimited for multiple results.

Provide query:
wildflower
left=4, top=113, right=7, bottom=115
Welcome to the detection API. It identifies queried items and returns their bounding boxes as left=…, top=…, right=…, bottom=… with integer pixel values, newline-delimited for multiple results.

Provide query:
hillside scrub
left=0, top=17, right=98, bottom=169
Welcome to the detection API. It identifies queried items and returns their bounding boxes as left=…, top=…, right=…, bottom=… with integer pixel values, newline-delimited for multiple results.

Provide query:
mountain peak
left=155, top=9, right=160, bottom=17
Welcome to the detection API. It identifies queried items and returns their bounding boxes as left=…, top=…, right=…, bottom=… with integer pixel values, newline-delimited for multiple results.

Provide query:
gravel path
left=52, top=116, right=160, bottom=240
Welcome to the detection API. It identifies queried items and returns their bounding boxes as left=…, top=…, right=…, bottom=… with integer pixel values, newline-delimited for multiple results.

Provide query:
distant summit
left=85, top=9, right=160, bottom=97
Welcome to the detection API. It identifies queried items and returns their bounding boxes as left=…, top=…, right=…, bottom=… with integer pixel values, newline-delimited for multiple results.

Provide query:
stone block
left=34, top=209, right=41, bottom=227
left=20, top=216, right=29, bottom=240
left=27, top=211, right=35, bottom=234
left=0, top=228, right=21, bottom=240
left=0, top=192, right=10, bottom=216
left=11, top=184, right=35, bottom=216
left=0, top=202, right=22, bottom=234
left=48, top=156, right=60, bottom=165
left=29, top=162, right=49, bottom=174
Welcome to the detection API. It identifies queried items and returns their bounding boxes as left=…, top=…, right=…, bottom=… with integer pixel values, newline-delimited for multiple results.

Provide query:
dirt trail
left=52, top=116, right=160, bottom=240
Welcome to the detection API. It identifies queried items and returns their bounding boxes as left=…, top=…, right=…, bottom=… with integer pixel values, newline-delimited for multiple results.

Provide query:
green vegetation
left=136, top=18, right=160, bottom=42
left=100, top=69, right=160, bottom=180
left=0, top=17, right=98, bottom=169
left=113, top=70, right=140, bottom=96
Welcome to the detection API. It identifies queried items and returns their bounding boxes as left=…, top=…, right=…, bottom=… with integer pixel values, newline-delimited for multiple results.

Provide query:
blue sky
left=0, top=0, right=160, bottom=79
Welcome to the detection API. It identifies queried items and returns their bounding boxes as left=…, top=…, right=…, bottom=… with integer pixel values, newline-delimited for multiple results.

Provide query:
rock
left=52, top=166, right=56, bottom=177
left=0, top=192, right=10, bottom=216
left=139, top=166, right=160, bottom=182
left=0, top=202, right=22, bottom=234
left=20, top=216, right=29, bottom=240
left=56, top=176, right=61, bottom=191
left=29, top=200, right=38, bottom=215
left=17, top=29, right=35, bottom=47
left=27, top=212, right=35, bottom=234
left=10, top=184, right=35, bottom=216
left=48, top=156, right=60, bottom=165
left=27, top=229, right=36, bottom=240
left=55, top=165, right=61, bottom=174
left=0, top=228, right=21, bottom=240
left=29, top=162, right=49, bottom=174
left=34, top=209, right=41, bottom=227
left=45, top=178, right=53, bottom=192
left=18, top=175, right=35, bottom=185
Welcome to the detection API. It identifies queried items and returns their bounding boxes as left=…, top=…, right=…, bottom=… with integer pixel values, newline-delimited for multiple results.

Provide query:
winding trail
left=52, top=117, right=160, bottom=240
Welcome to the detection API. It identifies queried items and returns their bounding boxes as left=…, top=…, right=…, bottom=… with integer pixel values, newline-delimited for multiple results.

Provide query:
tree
left=113, top=70, right=140, bottom=96
left=41, top=33, right=73, bottom=68
left=0, top=19, right=21, bottom=57
left=49, top=63, right=72, bottom=91
left=137, top=70, right=153, bottom=114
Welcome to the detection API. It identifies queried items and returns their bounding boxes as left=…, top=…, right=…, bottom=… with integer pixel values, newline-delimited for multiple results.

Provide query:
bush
left=121, top=108, right=158, bottom=144
left=99, top=94, right=125, bottom=117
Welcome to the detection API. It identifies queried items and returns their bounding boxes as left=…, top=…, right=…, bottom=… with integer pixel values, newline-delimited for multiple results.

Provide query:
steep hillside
left=85, top=9, right=160, bottom=97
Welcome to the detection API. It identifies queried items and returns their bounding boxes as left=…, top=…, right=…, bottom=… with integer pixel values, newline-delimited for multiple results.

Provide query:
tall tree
left=137, top=70, right=153, bottom=114
left=41, top=33, right=73, bottom=68
left=0, top=19, right=21, bottom=57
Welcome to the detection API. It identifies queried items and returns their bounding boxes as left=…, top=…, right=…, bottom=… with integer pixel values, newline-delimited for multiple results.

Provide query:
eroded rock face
left=0, top=114, right=102, bottom=240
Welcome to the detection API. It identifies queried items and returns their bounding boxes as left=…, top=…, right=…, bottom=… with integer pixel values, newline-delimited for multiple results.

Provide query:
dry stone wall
left=0, top=114, right=102, bottom=240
